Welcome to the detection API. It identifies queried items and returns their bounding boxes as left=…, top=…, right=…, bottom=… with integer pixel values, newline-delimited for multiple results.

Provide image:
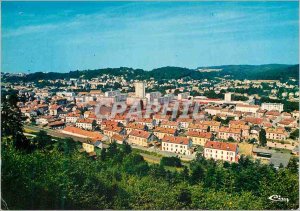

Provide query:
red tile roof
left=126, top=122, right=145, bottom=130
left=77, top=118, right=94, bottom=124
left=162, top=135, right=190, bottom=145
left=63, top=126, right=104, bottom=141
left=204, top=141, right=237, bottom=152
left=153, top=127, right=176, bottom=134
left=219, top=126, right=241, bottom=134
left=186, top=131, right=212, bottom=139
left=111, top=134, right=127, bottom=142
left=129, top=130, right=151, bottom=139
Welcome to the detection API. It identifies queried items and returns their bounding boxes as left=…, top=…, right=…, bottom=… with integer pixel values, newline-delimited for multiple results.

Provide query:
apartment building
left=186, top=131, right=212, bottom=146
left=204, top=141, right=238, bottom=163
left=266, top=127, right=288, bottom=141
left=103, top=125, right=125, bottom=138
left=235, top=104, right=259, bottom=113
left=160, top=120, right=179, bottom=130
left=261, top=103, right=284, bottom=112
left=161, top=136, right=192, bottom=155
left=128, top=130, right=154, bottom=147
left=66, top=113, right=81, bottom=123
left=153, top=127, right=177, bottom=139
left=217, top=127, right=242, bottom=141
left=135, top=118, right=154, bottom=129
left=201, top=121, right=221, bottom=132
left=188, top=124, right=208, bottom=134
left=76, top=118, right=94, bottom=130
left=176, top=117, right=194, bottom=129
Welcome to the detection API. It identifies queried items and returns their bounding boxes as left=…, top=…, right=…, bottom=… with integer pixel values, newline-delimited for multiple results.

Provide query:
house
left=76, top=118, right=94, bottom=130
left=153, top=114, right=170, bottom=125
left=128, top=130, right=155, bottom=147
left=125, top=122, right=145, bottom=134
left=256, top=109, right=267, bottom=118
left=160, top=120, right=179, bottom=130
left=135, top=118, right=154, bottom=129
left=48, top=121, right=65, bottom=130
left=100, top=120, right=119, bottom=130
left=61, top=126, right=108, bottom=142
left=235, top=104, right=259, bottom=113
left=277, top=118, right=297, bottom=128
left=103, top=125, right=125, bottom=138
left=113, top=114, right=129, bottom=126
left=153, top=127, right=177, bottom=139
left=36, top=115, right=55, bottom=125
left=161, top=136, right=192, bottom=155
left=218, top=127, right=241, bottom=141
left=291, top=110, right=299, bottom=119
left=82, top=139, right=103, bottom=153
left=49, top=104, right=63, bottom=116
left=229, top=121, right=250, bottom=139
left=186, top=131, right=212, bottom=146
left=205, top=106, right=222, bottom=116
left=266, top=127, right=288, bottom=141
left=111, top=134, right=128, bottom=144
left=176, top=117, right=193, bottom=129
left=204, top=141, right=238, bottom=163
left=65, top=113, right=81, bottom=123
left=201, top=121, right=221, bottom=132
left=187, top=123, right=208, bottom=133
left=265, top=110, right=281, bottom=118
left=244, top=117, right=264, bottom=126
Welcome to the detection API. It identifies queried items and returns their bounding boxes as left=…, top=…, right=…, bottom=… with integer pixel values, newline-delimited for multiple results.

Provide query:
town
left=2, top=73, right=299, bottom=169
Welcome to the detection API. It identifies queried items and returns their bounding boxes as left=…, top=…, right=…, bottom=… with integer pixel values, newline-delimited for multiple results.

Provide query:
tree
left=56, top=138, right=78, bottom=155
left=1, top=94, right=31, bottom=151
left=190, top=164, right=204, bottom=184
left=259, top=129, right=267, bottom=146
left=160, top=156, right=182, bottom=167
left=287, top=157, right=298, bottom=173
left=181, top=166, right=190, bottom=182
left=121, top=142, right=132, bottom=155
left=107, top=141, right=118, bottom=157
left=228, top=137, right=235, bottom=142
left=31, top=130, right=53, bottom=151
left=100, top=148, right=107, bottom=161
left=289, top=129, right=299, bottom=140
left=247, top=138, right=257, bottom=144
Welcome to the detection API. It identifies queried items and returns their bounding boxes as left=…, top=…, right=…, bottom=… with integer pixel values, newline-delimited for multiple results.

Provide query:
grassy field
left=24, top=128, right=36, bottom=134
left=238, top=142, right=253, bottom=156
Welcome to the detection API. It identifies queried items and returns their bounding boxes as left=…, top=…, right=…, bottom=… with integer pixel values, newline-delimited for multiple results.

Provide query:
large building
left=235, top=104, right=259, bottom=113
left=204, top=141, right=238, bottom=163
left=224, top=92, right=232, bottom=102
left=161, top=136, right=192, bottom=155
left=135, top=82, right=145, bottom=98
left=261, top=103, right=284, bottom=112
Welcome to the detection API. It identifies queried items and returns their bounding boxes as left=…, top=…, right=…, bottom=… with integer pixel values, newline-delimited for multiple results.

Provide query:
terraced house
left=204, top=141, right=239, bottom=163
left=266, top=127, right=288, bottom=141
left=186, top=131, right=213, bottom=146
left=128, top=130, right=155, bottom=147
left=217, top=127, right=242, bottom=141
left=153, top=127, right=177, bottom=139
left=76, top=118, right=94, bottom=130
left=161, top=136, right=192, bottom=155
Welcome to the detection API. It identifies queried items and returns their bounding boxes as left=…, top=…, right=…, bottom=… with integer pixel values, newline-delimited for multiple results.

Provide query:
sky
left=1, top=1, right=299, bottom=73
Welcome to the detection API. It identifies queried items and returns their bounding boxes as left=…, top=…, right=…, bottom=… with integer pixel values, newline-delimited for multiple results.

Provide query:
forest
left=2, top=136, right=299, bottom=210
left=3, top=64, right=299, bottom=83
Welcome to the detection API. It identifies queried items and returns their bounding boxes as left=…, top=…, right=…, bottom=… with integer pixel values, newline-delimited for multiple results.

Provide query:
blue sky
left=2, top=1, right=299, bottom=73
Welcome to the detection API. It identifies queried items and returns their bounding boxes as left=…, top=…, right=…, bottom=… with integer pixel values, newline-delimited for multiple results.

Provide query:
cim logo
left=268, top=195, right=289, bottom=203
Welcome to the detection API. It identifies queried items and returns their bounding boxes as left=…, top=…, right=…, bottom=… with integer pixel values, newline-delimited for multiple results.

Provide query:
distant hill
left=2, top=64, right=299, bottom=82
